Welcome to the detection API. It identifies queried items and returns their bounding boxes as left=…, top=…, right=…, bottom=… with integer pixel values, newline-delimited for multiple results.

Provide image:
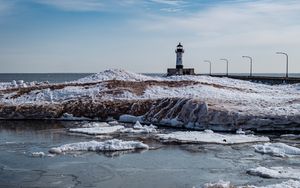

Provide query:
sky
left=0, top=0, right=300, bottom=73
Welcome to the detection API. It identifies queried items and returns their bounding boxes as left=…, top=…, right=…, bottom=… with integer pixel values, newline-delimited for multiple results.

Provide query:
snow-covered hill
left=0, top=69, right=299, bottom=131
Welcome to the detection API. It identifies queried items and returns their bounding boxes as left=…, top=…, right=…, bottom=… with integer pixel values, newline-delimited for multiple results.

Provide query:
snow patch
left=254, top=143, right=300, bottom=157
left=77, top=69, right=156, bottom=82
left=247, top=166, right=300, bottom=179
left=49, top=139, right=149, bottom=154
left=157, top=131, right=269, bottom=144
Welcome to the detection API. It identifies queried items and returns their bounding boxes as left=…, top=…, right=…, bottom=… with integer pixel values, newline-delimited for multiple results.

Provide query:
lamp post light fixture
left=276, top=52, right=289, bottom=78
left=204, top=60, right=212, bottom=75
left=220, top=58, right=229, bottom=76
left=242, top=56, right=253, bottom=77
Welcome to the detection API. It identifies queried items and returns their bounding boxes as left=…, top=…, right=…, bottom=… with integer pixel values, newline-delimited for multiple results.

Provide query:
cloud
left=33, top=0, right=104, bottom=12
left=137, top=0, right=300, bottom=47
left=149, top=0, right=184, bottom=6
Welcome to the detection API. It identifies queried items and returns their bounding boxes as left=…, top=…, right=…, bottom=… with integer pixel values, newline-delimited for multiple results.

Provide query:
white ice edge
left=157, top=131, right=270, bottom=144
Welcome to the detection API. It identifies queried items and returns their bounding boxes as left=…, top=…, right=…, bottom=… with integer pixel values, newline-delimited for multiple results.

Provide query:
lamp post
left=220, top=58, right=229, bottom=76
left=276, top=52, right=289, bottom=78
left=204, top=60, right=212, bottom=75
left=242, top=56, right=253, bottom=77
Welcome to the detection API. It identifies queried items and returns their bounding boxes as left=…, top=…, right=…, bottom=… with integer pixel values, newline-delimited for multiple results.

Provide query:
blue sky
left=0, top=0, right=300, bottom=73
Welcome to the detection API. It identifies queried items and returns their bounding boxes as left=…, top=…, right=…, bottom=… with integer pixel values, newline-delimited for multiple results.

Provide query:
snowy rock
left=157, top=131, right=269, bottom=144
left=69, top=125, right=124, bottom=135
left=254, top=143, right=300, bottom=157
left=49, top=139, right=149, bottom=154
left=247, top=166, right=300, bottom=179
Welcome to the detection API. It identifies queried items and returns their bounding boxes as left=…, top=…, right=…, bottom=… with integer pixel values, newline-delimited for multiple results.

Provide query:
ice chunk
left=31, top=152, right=45, bottom=157
left=157, top=131, right=269, bottom=144
left=247, top=166, right=300, bottom=179
left=119, top=114, right=143, bottom=123
left=254, top=143, right=300, bottom=157
left=236, top=128, right=245, bottom=135
left=133, top=121, right=143, bottom=129
left=81, top=122, right=110, bottom=128
left=203, top=180, right=232, bottom=188
left=120, top=123, right=157, bottom=134
left=69, top=125, right=124, bottom=135
left=204, top=129, right=214, bottom=134
left=60, top=113, right=91, bottom=120
left=49, top=139, right=149, bottom=154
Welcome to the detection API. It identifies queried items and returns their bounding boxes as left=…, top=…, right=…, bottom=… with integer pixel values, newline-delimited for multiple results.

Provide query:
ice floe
left=156, top=131, right=269, bottom=144
left=247, top=166, right=300, bottom=179
left=69, top=125, right=124, bottom=135
left=254, top=143, right=300, bottom=157
left=49, top=139, right=149, bottom=154
left=120, top=121, right=157, bottom=134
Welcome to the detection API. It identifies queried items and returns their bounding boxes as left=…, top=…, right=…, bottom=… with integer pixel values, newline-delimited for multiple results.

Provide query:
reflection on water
left=0, top=120, right=299, bottom=188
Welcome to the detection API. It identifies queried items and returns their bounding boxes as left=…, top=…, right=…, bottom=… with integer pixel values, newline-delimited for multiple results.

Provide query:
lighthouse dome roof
left=177, top=43, right=183, bottom=47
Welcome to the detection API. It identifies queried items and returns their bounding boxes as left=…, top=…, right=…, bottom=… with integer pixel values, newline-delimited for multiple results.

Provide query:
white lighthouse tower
left=167, top=42, right=194, bottom=76
left=175, top=42, right=184, bottom=69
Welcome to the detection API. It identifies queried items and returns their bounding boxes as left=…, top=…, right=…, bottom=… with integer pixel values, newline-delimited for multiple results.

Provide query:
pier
left=198, top=74, right=300, bottom=84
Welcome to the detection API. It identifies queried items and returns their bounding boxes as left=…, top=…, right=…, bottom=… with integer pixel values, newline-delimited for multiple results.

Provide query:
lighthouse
left=175, top=42, right=184, bottom=69
left=167, top=42, right=195, bottom=76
